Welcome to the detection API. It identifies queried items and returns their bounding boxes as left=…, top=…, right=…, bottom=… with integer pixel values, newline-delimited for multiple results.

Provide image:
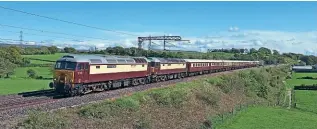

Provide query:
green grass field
left=12, top=67, right=52, bottom=78
left=217, top=107, right=317, bottom=129
left=294, top=90, right=317, bottom=114
left=0, top=54, right=60, bottom=95
left=22, top=53, right=66, bottom=64
left=285, top=72, right=317, bottom=113
left=285, top=72, right=317, bottom=88
left=216, top=71, right=317, bottom=129
left=0, top=67, right=53, bottom=95
left=0, top=79, right=51, bottom=95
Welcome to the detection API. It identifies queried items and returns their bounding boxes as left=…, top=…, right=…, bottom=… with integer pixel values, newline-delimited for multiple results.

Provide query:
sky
left=0, top=1, right=316, bottom=54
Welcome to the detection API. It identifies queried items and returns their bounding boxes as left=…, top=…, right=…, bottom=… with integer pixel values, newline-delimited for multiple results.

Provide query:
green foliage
left=63, top=47, right=76, bottom=53
left=134, top=116, right=151, bottom=129
left=20, top=110, right=69, bottom=129
left=15, top=66, right=289, bottom=128
left=0, top=57, right=17, bottom=78
left=47, top=46, right=59, bottom=54
left=148, top=88, right=188, bottom=107
left=79, top=97, right=140, bottom=119
left=195, top=85, right=220, bottom=107
left=27, top=69, right=37, bottom=78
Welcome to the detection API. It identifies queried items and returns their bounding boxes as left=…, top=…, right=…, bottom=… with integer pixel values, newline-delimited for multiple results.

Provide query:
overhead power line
left=0, top=37, right=38, bottom=43
left=0, top=24, right=110, bottom=41
left=0, top=29, right=82, bottom=40
left=0, top=6, right=139, bottom=36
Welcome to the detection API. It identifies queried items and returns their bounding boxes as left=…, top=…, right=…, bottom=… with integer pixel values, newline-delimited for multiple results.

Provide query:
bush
left=27, top=69, right=37, bottom=78
left=113, top=97, right=140, bottom=111
left=79, top=102, right=116, bottom=119
left=79, top=97, right=140, bottom=119
left=195, top=85, right=220, bottom=108
left=133, top=117, right=151, bottom=129
left=19, top=110, right=69, bottom=129
left=148, top=88, right=188, bottom=107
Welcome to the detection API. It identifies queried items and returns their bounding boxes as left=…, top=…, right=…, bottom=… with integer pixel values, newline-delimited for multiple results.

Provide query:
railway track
left=0, top=98, right=57, bottom=112
left=0, top=89, right=57, bottom=113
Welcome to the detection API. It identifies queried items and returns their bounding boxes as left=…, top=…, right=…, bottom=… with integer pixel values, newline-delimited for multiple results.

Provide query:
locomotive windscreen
left=55, top=61, right=77, bottom=70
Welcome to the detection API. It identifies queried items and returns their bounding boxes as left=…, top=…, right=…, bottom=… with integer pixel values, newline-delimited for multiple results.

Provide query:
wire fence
left=202, top=100, right=281, bottom=129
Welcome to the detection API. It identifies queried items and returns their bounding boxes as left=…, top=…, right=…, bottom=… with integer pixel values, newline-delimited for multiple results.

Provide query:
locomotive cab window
left=85, top=64, right=89, bottom=70
left=55, top=61, right=77, bottom=70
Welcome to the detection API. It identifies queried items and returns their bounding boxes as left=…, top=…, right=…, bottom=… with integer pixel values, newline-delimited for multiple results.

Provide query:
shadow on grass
left=296, top=76, right=317, bottom=80
left=17, top=89, right=66, bottom=99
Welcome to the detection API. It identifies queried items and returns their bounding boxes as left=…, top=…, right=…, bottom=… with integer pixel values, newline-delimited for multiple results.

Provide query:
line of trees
left=1, top=44, right=317, bottom=78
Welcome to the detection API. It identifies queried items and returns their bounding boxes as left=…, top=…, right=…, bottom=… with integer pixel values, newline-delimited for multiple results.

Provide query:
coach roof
left=183, top=59, right=224, bottom=63
left=147, top=57, right=186, bottom=63
left=57, top=54, right=149, bottom=64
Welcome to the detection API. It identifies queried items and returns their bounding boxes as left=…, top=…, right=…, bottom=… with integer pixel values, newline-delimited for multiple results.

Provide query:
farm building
left=292, top=65, right=317, bottom=72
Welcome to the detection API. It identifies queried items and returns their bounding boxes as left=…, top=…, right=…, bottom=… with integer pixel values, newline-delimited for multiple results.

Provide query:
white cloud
left=229, top=26, right=239, bottom=32
left=22, top=29, right=317, bottom=55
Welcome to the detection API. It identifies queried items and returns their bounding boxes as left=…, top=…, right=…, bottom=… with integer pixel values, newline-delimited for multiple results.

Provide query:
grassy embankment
left=15, top=66, right=290, bottom=129
left=216, top=72, right=317, bottom=129
left=0, top=53, right=66, bottom=95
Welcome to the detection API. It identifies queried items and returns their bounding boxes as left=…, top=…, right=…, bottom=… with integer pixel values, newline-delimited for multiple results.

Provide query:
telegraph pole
left=148, top=35, right=151, bottom=50
left=19, top=31, right=23, bottom=45
left=163, top=35, right=166, bottom=50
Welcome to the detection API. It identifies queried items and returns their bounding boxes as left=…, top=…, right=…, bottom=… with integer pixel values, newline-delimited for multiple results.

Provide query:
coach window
left=96, top=66, right=100, bottom=69
left=107, top=65, right=116, bottom=68
left=142, top=64, right=145, bottom=67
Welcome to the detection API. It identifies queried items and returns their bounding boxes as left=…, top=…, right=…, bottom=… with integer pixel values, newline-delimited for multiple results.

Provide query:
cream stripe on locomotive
left=90, top=64, right=147, bottom=74
left=160, top=63, right=186, bottom=70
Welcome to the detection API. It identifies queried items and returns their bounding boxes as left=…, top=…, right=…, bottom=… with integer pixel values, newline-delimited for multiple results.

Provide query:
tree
left=0, top=57, right=17, bottom=78
left=258, top=47, right=271, bottom=55
left=273, top=50, right=280, bottom=55
left=48, top=46, right=59, bottom=54
left=27, top=69, right=37, bottom=78
left=249, top=48, right=257, bottom=54
left=63, top=47, right=76, bottom=53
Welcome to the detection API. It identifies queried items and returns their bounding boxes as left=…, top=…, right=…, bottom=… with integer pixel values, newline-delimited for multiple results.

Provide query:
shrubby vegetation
left=18, top=66, right=290, bottom=129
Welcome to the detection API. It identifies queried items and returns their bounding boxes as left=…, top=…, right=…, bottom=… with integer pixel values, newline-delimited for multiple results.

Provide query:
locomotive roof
left=147, top=57, right=186, bottom=63
left=57, top=54, right=149, bottom=64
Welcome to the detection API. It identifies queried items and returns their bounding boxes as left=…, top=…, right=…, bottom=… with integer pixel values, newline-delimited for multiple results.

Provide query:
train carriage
left=184, top=59, right=224, bottom=76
